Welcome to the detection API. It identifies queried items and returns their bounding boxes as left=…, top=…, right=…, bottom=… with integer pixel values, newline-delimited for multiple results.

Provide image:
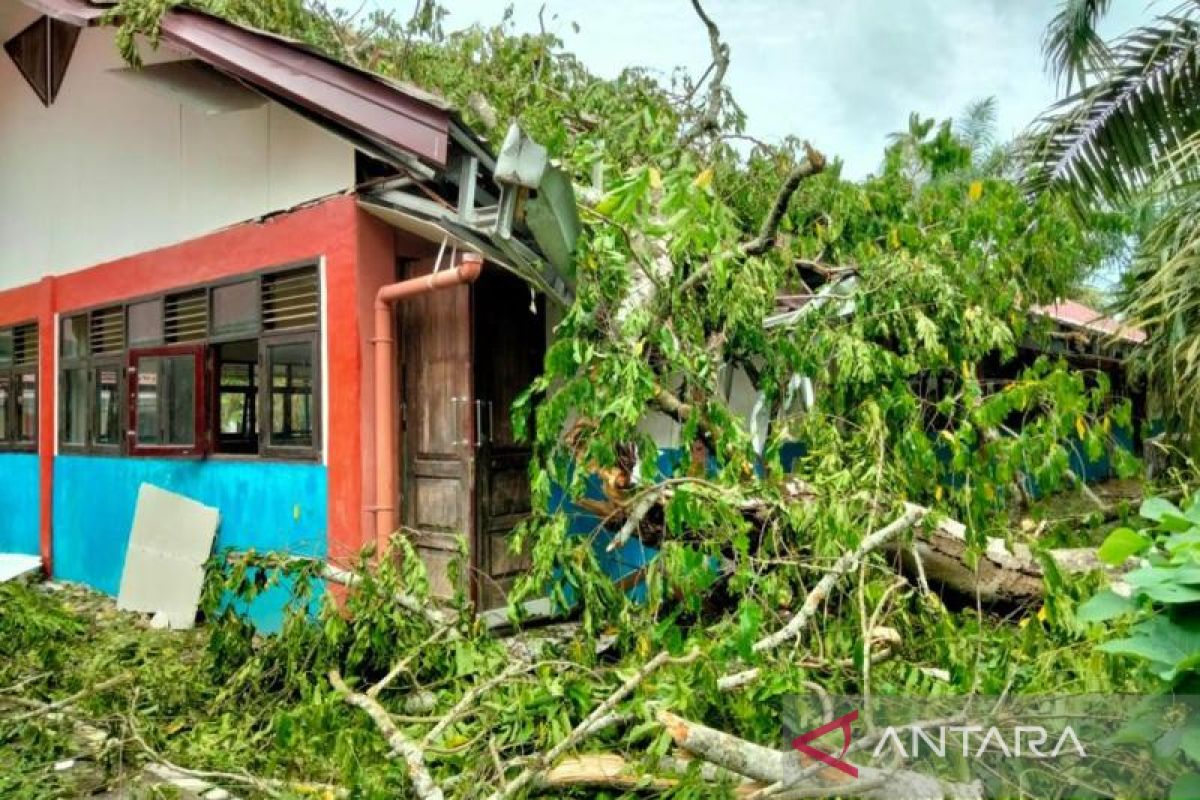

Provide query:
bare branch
left=680, top=0, right=731, bottom=148
left=742, top=142, right=828, bottom=257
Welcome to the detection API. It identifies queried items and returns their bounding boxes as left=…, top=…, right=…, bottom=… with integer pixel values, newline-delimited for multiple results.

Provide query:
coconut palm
left=1026, top=0, right=1200, bottom=432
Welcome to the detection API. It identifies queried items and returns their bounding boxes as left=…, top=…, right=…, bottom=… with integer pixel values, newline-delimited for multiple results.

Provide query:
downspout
left=372, top=251, right=483, bottom=552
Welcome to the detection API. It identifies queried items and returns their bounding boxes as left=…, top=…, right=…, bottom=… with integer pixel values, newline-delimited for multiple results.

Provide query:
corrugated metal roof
left=1030, top=299, right=1146, bottom=344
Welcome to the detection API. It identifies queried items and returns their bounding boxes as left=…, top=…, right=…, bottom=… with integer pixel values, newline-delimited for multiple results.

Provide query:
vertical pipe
left=372, top=251, right=483, bottom=553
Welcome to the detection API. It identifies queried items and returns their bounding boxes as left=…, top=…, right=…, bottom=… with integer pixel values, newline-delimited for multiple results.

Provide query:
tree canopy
left=2, top=2, right=1185, bottom=798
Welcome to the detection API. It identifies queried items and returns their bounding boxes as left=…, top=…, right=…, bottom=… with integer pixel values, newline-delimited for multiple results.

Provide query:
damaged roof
left=19, top=0, right=577, bottom=304
left=1031, top=299, right=1146, bottom=345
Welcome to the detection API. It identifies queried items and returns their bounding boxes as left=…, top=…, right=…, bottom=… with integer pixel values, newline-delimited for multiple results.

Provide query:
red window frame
left=126, top=344, right=208, bottom=457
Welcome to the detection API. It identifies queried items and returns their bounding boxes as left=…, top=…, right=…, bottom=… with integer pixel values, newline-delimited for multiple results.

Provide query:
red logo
left=791, top=710, right=858, bottom=778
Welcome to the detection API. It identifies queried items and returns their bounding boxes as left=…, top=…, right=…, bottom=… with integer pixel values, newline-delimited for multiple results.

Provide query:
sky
left=339, top=1, right=1154, bottom=177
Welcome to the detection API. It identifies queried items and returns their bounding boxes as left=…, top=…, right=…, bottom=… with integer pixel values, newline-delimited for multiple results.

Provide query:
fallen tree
left=0, top=1, right=1160, bottom=798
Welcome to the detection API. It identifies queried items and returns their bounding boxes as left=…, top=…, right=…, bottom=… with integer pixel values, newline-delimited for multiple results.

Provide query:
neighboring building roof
left=19, top=0, right=454, bottom=167
left=1030, top=299, right=1146, bottom=344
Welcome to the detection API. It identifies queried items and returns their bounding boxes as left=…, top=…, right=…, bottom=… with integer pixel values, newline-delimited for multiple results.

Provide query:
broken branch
left=329, top=669, right=444, bottom=800
left=679, top=0, right=731, bottom=148
left=742, top=143, right=828, bottom=257
left=488, top=647, right=698, bottom=800
left=658, top=710, right=981, bottom=800
left=760, top=504, right=925, bottom=652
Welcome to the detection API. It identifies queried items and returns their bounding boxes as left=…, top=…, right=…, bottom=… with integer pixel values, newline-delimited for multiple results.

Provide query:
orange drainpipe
left=372, top=251, right=483, bottom=553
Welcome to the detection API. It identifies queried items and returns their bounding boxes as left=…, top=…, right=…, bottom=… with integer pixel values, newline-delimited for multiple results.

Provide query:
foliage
left=1028, top=1, right=1200, bottom=437
left=1079, top=492, right=1200, bottom=795
left=5, top=0, right=1173, bottom=796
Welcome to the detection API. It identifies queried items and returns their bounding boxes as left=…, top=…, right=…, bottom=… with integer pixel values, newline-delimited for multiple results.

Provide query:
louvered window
left=0, top=322, right=38, bottom=450
left=55, top=262, right=319, bottom=458
left=165, top=290, right=209, bottom=343
left=13, top=323, right=38, bottom=367
left=89, top=306, right=125, bottom=356
left=262, top=267, right=319, bottom=331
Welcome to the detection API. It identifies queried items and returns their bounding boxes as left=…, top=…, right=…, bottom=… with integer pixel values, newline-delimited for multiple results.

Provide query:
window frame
left=0, top=321, right=39, bottom=453
left=90, top=358, right=125, bottom=454
left=126, top=344, right=209, bottom=457
left=9, top=368, right=38, bottom=452
left=58, top=313, right=89, bottom=454
left=211, top=339, right=261, bottom=456
left=260, top=332, right=321, bottom=460
left=55, top=259, right=321, bottom=461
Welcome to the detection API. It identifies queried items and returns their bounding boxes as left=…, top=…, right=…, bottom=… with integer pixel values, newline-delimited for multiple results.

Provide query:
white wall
left=0, top=3, right=354, bottom=290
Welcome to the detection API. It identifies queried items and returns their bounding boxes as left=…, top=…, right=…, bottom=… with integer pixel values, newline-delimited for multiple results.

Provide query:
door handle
left=450, top=396, right=468, bottom=446
left=474, top=400, right=493, bottom=448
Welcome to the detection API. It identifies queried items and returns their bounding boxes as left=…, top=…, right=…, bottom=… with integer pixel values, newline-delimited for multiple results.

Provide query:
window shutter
left=262, top=267, right=318, bottom=331
left=164, top=290, right=208, bottom=343
left=90, top=306, right=125, bottom=356
left=13, top=323, right=37, bottom=367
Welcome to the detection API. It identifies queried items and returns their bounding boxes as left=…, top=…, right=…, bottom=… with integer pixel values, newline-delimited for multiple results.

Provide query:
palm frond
left=1043, top=0, right=1114, bottom=92
left=1025, top=10, right=1200, bottom=201
left=1121, top=132, right=1200, bottom=426
left=957, top=96, right=998, bottom=154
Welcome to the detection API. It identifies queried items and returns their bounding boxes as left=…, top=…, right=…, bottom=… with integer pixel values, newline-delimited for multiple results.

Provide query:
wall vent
left=262, top=267, right=319, bottom=331
left=164, top=290, right=209, bottom=343
left=13, top=323, right=38, bottom=367
left=90, top=306, right=125, bottom=355
left=4, top=15, right=80, bottom=107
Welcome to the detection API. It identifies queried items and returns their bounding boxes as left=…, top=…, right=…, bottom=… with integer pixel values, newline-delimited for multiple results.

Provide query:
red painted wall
left=0, top=194, right=376, bottom=572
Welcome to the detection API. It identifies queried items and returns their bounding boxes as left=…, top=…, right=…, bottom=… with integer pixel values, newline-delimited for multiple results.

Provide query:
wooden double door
left=399, top=261, right=545, bottom=609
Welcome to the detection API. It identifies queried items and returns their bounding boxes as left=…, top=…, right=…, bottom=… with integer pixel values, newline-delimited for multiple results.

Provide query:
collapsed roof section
left=19, top=0, right=576, bottom=306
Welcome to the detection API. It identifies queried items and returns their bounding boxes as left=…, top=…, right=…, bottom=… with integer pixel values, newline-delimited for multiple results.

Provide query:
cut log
left=658, top=710, right=982, bottom=800
left=888, top=517, right=1114, bottom=607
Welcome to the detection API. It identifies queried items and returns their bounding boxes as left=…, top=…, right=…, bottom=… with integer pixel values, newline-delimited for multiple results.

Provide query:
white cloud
left=338, top=0, right=1156, bottom=176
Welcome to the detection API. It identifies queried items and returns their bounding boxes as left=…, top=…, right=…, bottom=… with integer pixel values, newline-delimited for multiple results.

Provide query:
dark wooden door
left=400, top=260, right=474, bottom=600
left=473, top=268, right=546, bottom=609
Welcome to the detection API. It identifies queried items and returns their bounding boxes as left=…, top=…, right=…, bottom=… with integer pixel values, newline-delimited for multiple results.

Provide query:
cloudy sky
left=344, top=1, right=1154, bottom=176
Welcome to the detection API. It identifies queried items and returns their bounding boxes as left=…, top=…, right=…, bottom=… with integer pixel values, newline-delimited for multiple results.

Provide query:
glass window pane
left=0, top=374, right=9, bottom=441
left=61, top=315, right=87, bottom=359
left=269, top=341, right=313, bottom=448
left=215, top=341, right=258, bottom=454
left=136, top=357, right=160, bottom=444
left=94, top=367, right=121, bottom=446
left=213, top=280, right=258, bottom=338
left=61, top=368, right=87, bottom=445
left=15, top=372, right=35, bottom=443
left=128, top=300, right=162, bottom=347
left=165, top=355, right=195, bottom=445
left=0, top=330, right=12, bottom=366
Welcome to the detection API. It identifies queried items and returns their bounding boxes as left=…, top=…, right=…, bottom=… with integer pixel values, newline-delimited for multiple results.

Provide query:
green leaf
left=1098, top=527, right=1150, bottom=565
left=1181, top=725, right=1200, bottom=762
left=1098, top=616, right=1200, bottom=680
left=734, top=599, right=763, bottom=661
left=1077, top=589, right=1136, bottom=622
left=1171, top=773, right=1200, bottom=800
left=1139, top=583, right=1200, bottom=604
left=1142, top=497, right=1184, bottom=524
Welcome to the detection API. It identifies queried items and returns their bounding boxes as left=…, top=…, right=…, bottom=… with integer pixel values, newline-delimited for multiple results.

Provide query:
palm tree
left=1026, top=0, right=1200, bottom=433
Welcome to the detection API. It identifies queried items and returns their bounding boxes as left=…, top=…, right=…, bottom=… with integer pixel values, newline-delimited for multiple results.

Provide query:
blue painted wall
left=53, top=455, right=327, bottom=631
left=0, top=453, right=39, bottom=555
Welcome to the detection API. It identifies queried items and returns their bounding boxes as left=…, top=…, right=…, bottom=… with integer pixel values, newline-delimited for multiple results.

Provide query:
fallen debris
left=0, top=553, right=41, bottom=583
left=117, top=483, right=219, bottom=630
